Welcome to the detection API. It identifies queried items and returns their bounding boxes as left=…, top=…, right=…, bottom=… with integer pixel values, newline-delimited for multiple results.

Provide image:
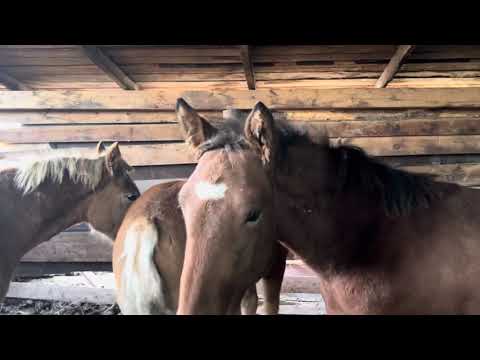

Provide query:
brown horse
left=0, top=142, right=140, bottom=301
left=176, top=99, right=480, bottom=315
left=173, top=99, right=287, bottom=314
left=112, top=157, right=287, bottom=314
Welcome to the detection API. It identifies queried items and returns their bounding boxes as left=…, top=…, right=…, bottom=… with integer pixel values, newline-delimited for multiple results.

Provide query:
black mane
left=197, top=114, right=445, bottom=216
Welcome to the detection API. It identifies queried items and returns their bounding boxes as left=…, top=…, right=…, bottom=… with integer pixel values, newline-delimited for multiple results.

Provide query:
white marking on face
left=195, top=181, right=228, bottom=200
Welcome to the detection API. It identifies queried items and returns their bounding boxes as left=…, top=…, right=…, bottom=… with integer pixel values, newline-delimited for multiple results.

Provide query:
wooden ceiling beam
left=375, top=45, right=415, bottom=88
left=81, top=45, right=140, bottom=90
left=240, top=45, right=256, bottom=90
left=0, top=70, right=31, bottom=90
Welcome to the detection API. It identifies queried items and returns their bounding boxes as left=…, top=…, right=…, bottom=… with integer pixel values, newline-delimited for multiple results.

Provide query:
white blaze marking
left=195, top=181, right=228, bottom=200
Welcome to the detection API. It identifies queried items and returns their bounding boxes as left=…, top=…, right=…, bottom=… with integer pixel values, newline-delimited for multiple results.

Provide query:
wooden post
left=81, top=45, right=140, bottom=90
left=239, top=45, right=256, bottom=90
left=375, top=45, right=415, bottom=88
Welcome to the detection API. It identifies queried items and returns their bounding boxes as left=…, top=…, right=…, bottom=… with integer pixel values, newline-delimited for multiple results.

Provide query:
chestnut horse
left=112, top=115, right=287, bottom=315
left=176, top=99, right=480, bottom=315
left=112, top=180, right=287, bottom=315
left=0, top=142, right=140, bottom=301
left=173, top=99, right=286, bottom=314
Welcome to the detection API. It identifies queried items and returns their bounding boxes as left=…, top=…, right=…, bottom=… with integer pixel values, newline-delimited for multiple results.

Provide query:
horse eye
left=127, top=193, right=139, bottom=201
left=245, top=209, right=262, bottom=224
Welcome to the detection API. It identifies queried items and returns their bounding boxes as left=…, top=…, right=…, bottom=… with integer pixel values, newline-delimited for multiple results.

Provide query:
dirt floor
left=0, top=272, right=326, bottom=315
left=0, top=298, right=120, bottom=315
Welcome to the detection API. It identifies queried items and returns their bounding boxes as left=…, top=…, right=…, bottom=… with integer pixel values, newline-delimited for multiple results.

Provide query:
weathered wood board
left=1, top=89, right=480, bottom=110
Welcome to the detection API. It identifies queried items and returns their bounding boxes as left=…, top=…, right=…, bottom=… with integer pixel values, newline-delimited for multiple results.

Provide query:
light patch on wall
left=0, top=122, right=21, bottom=130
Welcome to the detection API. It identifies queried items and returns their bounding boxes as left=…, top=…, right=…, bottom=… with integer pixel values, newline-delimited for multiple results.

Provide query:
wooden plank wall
left=1, top=88, right=480, bottom=266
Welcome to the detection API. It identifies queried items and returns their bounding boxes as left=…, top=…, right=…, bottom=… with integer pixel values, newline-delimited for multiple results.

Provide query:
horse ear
left=176, top=98, right=217, bottom=151
left=244, top=102, right=279, bottom=168
left=96, top=141, right=107, bottom=154
left=104, top=142, right=122, bottom=175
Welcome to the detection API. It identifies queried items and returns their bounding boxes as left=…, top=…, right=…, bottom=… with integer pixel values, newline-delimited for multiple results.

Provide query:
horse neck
left=274, top=147, right=384, bottom=277
left=5, top=170, right=97, bottom=256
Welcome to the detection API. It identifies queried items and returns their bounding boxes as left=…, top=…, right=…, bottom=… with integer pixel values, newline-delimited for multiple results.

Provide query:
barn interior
left=1, top=45, right=480, bottom=314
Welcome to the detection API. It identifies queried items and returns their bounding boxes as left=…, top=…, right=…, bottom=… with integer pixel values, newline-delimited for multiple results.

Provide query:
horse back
left=112, top=180, right=186, bottom=314
left=366, top=184, right=480, bottom=313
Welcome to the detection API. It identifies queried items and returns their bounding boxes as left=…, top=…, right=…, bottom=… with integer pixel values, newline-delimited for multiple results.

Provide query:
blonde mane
left=13, top=149, right=107, bottom=194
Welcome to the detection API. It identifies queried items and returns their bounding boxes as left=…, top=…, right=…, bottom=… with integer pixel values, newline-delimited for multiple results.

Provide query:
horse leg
left=0, top=279, right=9, bottom=303
left=0, top=260, right=16, bottom=303
left=260, top=243, right=288, bottom=315
left=241, top=284, right=259, bottom=315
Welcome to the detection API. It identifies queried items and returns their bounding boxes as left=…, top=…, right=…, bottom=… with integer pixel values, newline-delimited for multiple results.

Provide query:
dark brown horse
left=0, top=142, right=140, bottom=301
left=176, top=98, right=480, bottom=315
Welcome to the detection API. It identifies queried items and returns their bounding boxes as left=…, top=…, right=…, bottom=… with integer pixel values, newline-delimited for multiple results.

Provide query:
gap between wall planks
left=1, top=109, right=480, bottom=125
left=4, top=137, right=480, bottom=167
left=5, top=118, right=480, bottom=143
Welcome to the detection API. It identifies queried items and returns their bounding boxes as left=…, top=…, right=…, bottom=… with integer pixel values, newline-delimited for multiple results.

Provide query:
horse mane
left=13, top=149, right=109, bottom=194
left=331, top=145, right=445, bottom=216
left=198, top=114, right=445, bottom=217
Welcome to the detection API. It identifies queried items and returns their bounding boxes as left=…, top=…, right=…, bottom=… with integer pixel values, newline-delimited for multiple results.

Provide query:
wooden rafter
left=80, top=45, right=140, bottom=90
left=375, top=45, right=415, bottom=88
left=0, top=69, right=31, bottom=90
left=239, top=45, right=256, bottom=90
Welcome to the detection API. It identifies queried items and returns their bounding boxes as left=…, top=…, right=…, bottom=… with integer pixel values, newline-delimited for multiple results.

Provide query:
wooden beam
left=339, top=135, right=480, bottom=157
left=6, top=282, right=116, bottom=305
left=0, top=70, right=31, bottom=90
left=15, top=262, right=112, bottom=278
left=0, top=123, right=183, bottom=143
left=1, top=109, right=480, bottom=126
left=80, top=45, right=140, bottom=90
left=130, top=165, right=194, bottom=181
left=21, top=232, right=112, bottom=263
left=1, top=88, right=480, bottom=110
left=0, top=110, right=221, bottom=125
left=9, top=117, right=480, bottom=144
left=375, top=45, right=415, bottom=88
left=239, top=45, right=256, bottom=90
left=8, top=136, right=480, bottom=167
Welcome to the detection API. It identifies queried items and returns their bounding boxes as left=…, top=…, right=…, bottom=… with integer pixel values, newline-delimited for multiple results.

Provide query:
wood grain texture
left=0, top=124, right=182, bottom=143
left=239, top=45, right=256, bottom=90
left=0, top=70, right=31, bottom=90
left=339, top=135, right=480, bottom=156
left=21, top=232, right=112, bottom=262
left=2, top=109, right=480, bottom=125
left=6, top=118, right=480, bottom=143
left=6, top=136, right=480, bottom=166
left=376, top=45, right=415, bottom=88
left=1, top=88, right=480, bottom=110
left=81, top=45, right=140, bottom=90
left=6, top=282, right=116, bottom=304
left=0, top=110, right=221, bottom=124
